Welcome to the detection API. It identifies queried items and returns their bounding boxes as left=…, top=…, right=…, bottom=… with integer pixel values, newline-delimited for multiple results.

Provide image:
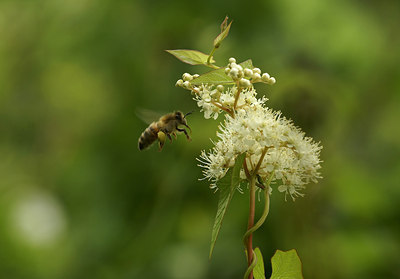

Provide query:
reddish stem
left=245, top=148, right=268, bottom=279
left=233, top=81, right=242, bottom=110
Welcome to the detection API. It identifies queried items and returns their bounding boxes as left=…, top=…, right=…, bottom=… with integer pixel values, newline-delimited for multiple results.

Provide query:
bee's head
left=174, top=111, right=185, bottom=122
left=175, top=111, right=193, bottom=121
left=175, top=111, right=192, bottom=132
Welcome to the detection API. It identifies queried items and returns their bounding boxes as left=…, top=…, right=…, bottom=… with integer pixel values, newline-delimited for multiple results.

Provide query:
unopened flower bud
left=268, top=77, right=276, bottom=85
left=244, top=68, right=253, bottom=77
left=225, top=67, right=231, bottom=75
left=183, top=81, right=191, bottom=89
left=175, top=79, right=183, bottom=87
left=217, top=85, right=224, bottom=92
left=229, top=68, right=239, bottom=78
left=228, top=57, right=236, bottom=64
left=253, top=68, right=261, bottom=74
left=262, top=73, right=271, bottom=82
left=239, top=78, right=251, bottom=88
left=252, top=73, right=261, bottom=81
left=182, top=73, right=193, bottom=81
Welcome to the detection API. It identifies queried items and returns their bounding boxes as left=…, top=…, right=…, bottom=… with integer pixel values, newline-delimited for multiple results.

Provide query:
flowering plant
left=168, top=17, right=322, bottom=279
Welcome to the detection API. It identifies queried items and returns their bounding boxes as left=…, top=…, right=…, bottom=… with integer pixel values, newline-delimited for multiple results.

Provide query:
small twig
left=233, top=82, right=242, bottom=110
left=253, top=147, right=268, bottom=176
left=243, top=158, right=251, bottom=180
left=207, top=47, right=217, bottom=65
left=248, top=156, right=254, bottom=170
left=210, top=100, right=234, bottom=118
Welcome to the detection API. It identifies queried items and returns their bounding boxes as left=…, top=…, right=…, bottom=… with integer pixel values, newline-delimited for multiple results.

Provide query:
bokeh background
left=1, top=0, right=399, bottom=278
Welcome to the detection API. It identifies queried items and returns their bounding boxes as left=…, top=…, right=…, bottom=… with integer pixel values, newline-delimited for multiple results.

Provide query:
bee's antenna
left=184, top=111, right=194, bottom=118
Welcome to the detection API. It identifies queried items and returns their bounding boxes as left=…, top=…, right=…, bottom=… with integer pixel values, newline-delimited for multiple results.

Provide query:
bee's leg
left=176, top=127, right=191, bottom=141
left=166, top=133, right=173, bottom=142
left=158, top=140, right=165, bottom=151
left=183, top=124, right=192, bottom=134
left=157, top=131, right=166, bottom=151
left=172, top=132, right=177, bottom=139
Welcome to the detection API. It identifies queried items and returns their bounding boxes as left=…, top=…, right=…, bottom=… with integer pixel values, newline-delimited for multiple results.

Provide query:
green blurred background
left=1, top=0, right=399, bottom=278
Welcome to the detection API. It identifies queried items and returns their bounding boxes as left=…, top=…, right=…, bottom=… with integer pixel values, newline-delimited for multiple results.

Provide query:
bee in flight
left=138, top=111, right=192, bottom=151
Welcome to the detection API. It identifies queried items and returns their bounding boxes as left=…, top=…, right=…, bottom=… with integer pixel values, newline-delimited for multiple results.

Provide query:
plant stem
left=210, top=100, right=234, bottom=118
left=254, top=147, right=268, bottom=174
left=243, top=169, right=274, bottom=279
left=245, top=175, right=256, bottom=279
left=233, top=82, right=242, bottom=110
left=244, top=147, right=268, bottom=277
left=207, top=47, right=217, bottom=65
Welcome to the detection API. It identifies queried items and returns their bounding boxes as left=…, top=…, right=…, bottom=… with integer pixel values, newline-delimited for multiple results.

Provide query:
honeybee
left=138, top=111, right=192, bottom=151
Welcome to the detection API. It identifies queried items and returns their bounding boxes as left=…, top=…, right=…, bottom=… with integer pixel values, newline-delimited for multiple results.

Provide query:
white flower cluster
left=192, top=85, right=266, bottom=119
left=176, top=57, right=322, bottom=200
left=198, top=105, right=322, bottom=200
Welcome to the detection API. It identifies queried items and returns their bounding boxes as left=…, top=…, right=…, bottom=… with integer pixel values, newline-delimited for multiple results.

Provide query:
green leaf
left=165, top=49, right=215, bottom=65
left=270, top=249, right=304, bottom=279
left=253, top=247, right=266, bottom=279
left=209, top=153, right=245, bottom=259
left=214, top=18, right=232, bottom=48
left=238, top=59, right=254, bottom=70
left=191, top=59, right=254, bottom=86
left=191, top=67, right=232, bottom=86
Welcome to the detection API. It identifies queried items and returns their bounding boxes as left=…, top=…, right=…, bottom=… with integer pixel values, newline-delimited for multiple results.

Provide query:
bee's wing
left=136, top=108, right=165, bottom=124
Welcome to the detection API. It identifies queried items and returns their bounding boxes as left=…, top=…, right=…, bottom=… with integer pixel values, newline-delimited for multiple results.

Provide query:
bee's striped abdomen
left=138, top=122, right=159, bottom=150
